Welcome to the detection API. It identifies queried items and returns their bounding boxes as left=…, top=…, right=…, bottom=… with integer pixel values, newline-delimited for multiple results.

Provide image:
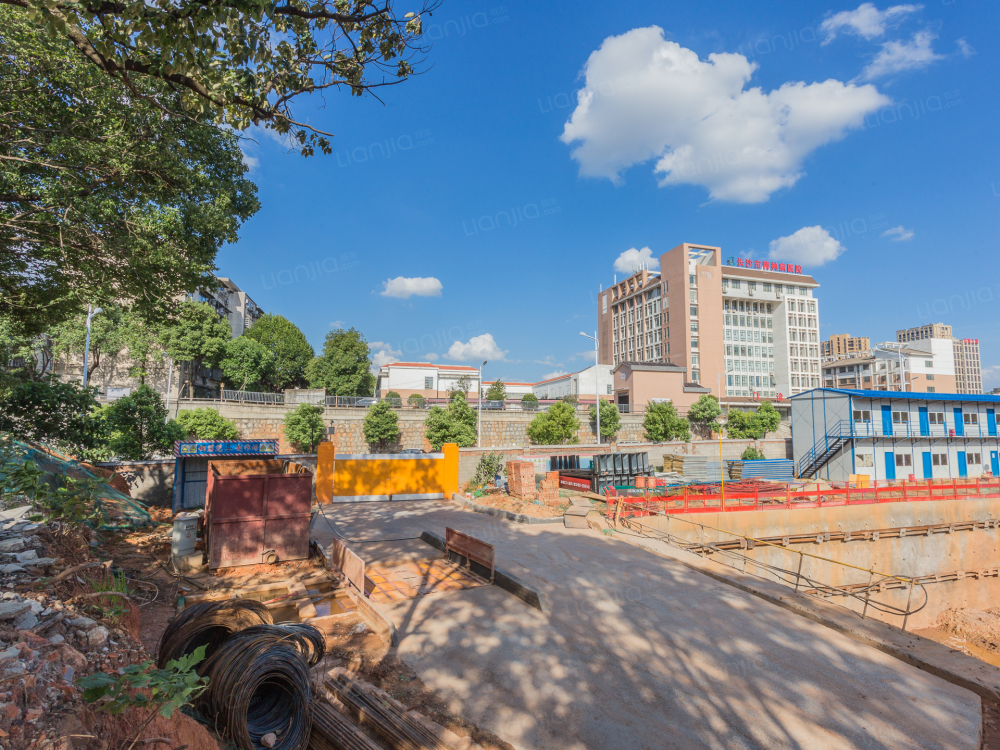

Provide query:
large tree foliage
left=99, top=385, right=185, bottom=460
left=220, top=337, right=275, bottom=392
left=725, top=402, right=782, bottom=440
left=483, top=380, right=506, bottom=401
left=6, top=0, right=433, bottom=156
left=363, top=401, right=399, bottom=452
left=159, top=302, right=232, bottom=393
left=526, top=402, right=580, bottom=445
left=49, top=305, right=127, bottom=381
left=0, top=379, right=108, bottom=459
left=424, top=394, right=476, bottom=450
left=687, top=394, right=722, bottom=426
left=643, top=401, right=690, bottom=442
left=0, top=7, right=259, bottom=335
left=306, top=327, right=375, bottom=396
left=243, top=314, right=314, bottom=390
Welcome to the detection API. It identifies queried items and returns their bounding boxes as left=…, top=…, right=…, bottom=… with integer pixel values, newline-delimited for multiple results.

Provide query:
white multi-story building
left=531, top=365, right=614, bottom=401
left=375, top=362, right=480, bottom=400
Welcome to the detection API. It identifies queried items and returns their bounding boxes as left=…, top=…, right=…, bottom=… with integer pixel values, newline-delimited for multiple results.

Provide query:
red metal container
left=205, top=460, right=312, bottom=569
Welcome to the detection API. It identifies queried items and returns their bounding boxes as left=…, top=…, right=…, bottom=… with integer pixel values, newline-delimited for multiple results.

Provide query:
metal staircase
left=797, top=420, right=850, bottom=479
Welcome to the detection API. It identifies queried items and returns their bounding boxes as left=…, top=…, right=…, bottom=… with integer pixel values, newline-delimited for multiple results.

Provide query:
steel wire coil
left=199, top=624, right=325, bottom=750
left=157, top=599, right=273, bottom=668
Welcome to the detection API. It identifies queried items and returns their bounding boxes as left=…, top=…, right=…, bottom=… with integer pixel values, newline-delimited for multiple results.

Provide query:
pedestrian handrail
left=221, top=389, right=284, bottom=404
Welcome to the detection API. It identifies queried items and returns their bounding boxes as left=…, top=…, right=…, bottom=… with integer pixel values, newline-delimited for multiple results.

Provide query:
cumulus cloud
left=379, top=276, right=443, bottom=299
left=882, top=225, right=914, bottom=241
left=424, top=352, right=440, bottom=361
left=768, top=226, right=845, bottom=267
left=369, top=341, right=402, bottom=371
left=820, top=3, right=921, bottom=43
left=543, top=370, right=570, bottom=380
left=560, top=27, right=890, bottom=203
left=956, top=38, right=975, bottom=58
left=446, top=333, right=508, bottom=362
left=860, top=31, right=943, bottom=79
left=329, top=320, right=346, bottom=328
left=613, top=247, right=660, bottom=273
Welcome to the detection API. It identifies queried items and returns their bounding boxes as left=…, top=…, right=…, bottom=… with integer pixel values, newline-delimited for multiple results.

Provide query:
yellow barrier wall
left=317, top=443, right=459, bottom=502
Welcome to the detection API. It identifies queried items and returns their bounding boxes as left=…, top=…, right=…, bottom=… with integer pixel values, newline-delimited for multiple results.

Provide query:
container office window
left=964, top=413, right=979, bottom=425
left=858, top=453, right=873, bottom=467
left=892, top=411, right=909, bottom=423
left=968, top=452, right=982, bottom=465
left=932, top=453, right=948, bottom=466
left=853, top=410, right=871, bottom=422
left=895, top=454, right=912, bottom=467
left=928, top=412, right=945, bottom=425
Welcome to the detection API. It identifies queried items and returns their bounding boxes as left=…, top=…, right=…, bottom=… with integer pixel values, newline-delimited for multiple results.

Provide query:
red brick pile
left=505, top=461, right=536, bottom=500
left=538, top=471, right=561, bottom=505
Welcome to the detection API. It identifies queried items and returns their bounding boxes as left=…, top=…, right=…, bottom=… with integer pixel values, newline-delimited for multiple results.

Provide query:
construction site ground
left=313, top=498, right=985, bottom=750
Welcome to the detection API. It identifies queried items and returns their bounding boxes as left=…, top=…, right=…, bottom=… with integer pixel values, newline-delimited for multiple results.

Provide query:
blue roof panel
left=789, top=387, right=1000, bottom=404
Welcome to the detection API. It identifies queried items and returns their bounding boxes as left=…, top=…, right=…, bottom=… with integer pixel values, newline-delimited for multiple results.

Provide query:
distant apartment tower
left=822, top=343, right=955, bottom=393
left=597, top=243, right=821, bottom=401
left=896, top=323, right=982, bottom=394
left=192, top=278, right=262, bottom=338
left=821, top=334, right=870, bottom=359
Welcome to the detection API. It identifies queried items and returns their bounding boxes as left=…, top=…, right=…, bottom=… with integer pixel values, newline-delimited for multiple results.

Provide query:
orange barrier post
left=316, top=439, right=335, bottom=504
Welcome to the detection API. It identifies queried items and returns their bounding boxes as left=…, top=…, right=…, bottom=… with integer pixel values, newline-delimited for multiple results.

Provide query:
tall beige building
left=821, top=334, right=870, bottom=359
left=598, top=243, right=821, bottom=404
left=896, top=323, right=982, bottom=394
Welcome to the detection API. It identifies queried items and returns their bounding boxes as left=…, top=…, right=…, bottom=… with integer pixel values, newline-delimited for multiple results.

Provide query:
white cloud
left=881, top=225, right=914, bottom=241
left=369, top=341, right=401, bottom=371
left=768, top=226, right=845, bottom=267
left=956, top=38, right=975, bottom=58
left=329, top=320, right=346, bottom=328
left=543, top=370, right=570, bottom=380
left=982, top=365, right=1000, bottom=391
left=613, top=247, right=660, bottom=274
left=821, top=3, right=921, bottom=43
left=424, top=352, right=440, bottom=361
left=560, top=27, right=890, bottom=203
left=860, top=31, right=943, bottom=80
left=240, top=150, right=260, bottom=172
left=446, top=333, right=508, bottom=362
left=379, top=276, right=443, bottom=299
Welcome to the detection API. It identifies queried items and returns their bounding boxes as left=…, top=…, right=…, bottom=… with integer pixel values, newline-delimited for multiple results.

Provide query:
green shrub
left=424, top=393, right=477, bottom=450
left=0, top=379, right=108, bottom=459
left=588, top=400, right=620, bottom=439
left=484, top=380, right=507, bottom=401
left=644, top=401, right=690, bottom=442
left=176, top=407, right=240, bottom=440
left=520, top=393, right=539, bottom=411
left=407, top=393, right=426, bottom=407
left=471, top=451, right=504, bottom=489
left=741, top=445, right=766, bottom=460
left=725, top=402, right=781, bottom=440
left=283, top=402, right=326, bottom=453
left=100, top=385, right=186, bottom=460
left=384, top=391, right=402, bottom=404
left=363, top=401, right=400, bottom=451
left=526, top=402, right=580, bottom=445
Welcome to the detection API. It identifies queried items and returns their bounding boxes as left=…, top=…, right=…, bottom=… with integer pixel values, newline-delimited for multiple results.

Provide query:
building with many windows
left=821, top=334, right=871, bottom=360
left=792, top=388, right=1000, bottom=482
left=821, top=343, right=956, bottom=393
left=597, top=243, right=822, bottom=402
left=896, top=323, right=982, bottom=394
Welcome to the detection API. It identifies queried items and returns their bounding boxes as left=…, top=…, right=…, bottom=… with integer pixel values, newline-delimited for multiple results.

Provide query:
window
left=932, top=453, right=948, bottom=466
left=892, top=411, right=909, bottom=424
left=602, top=294, right=608, bottom=314
left=774, top=284, right=783, bottom=293
left=895, top=454, right=912, bottom=467
left=927, top=387, right=936, bottom=393
left=691, top=322, right=698, bottom=332
left=926, top=374, right=935, bottom=380
left=928, top=412, right=945, bottom=424
left=964, top=413, right=979, bottom=425
left=925, top=360, right=933, bottom=368
left=748, top=281, right=757, bottom=291
left=424, top=377, right=433, bottom=389
left=853, top=410, right=871, bottom=422
left=690, top=306, right=698, bottom=317
left=731, top=279, right=741, bottom=289
left=858, top=454, right=873, bottom=468
left=969, top=452, right=982, bottom=465
left=763, top=283, right=771, bottom=291
left=691, top=370, right=699, bottom=382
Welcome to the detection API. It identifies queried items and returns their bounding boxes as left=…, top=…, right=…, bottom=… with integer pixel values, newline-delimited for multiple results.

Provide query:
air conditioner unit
left=775, top=292, right=782, bottom=298
left=748, top=289, right=754, bottom=296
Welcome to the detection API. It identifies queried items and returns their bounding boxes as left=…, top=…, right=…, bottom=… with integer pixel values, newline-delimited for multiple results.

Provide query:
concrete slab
left=312, top=506, right=444, bottom=566
left=317, top=498, right=983, bottom=750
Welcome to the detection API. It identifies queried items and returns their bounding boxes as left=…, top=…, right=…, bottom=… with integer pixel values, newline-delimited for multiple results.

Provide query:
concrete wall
left=643, top=497, right=1000, bottom=630
left=97, top=459, right=175, bottom=507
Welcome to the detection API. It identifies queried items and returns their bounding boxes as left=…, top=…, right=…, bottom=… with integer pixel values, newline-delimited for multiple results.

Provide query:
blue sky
left=222, top=1, right=999, bottom=388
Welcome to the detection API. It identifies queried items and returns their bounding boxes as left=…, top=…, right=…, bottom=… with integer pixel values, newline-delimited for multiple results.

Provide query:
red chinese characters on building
left=731, top=258, right=802, bottom=274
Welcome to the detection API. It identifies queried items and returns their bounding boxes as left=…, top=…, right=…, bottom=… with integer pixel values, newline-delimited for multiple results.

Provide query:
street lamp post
left=579, top=332, right=600, bottom=445
left=81, top=305, right=103, bottom=389
left=478, top=360, right=487, bottom=448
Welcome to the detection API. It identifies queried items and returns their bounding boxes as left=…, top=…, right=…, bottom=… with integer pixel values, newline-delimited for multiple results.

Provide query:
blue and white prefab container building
left=791, top=388, right=1000, bottom=482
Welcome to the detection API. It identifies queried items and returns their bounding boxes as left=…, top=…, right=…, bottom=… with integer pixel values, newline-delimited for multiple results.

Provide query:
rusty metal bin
left=205, top=459, right=312, bottom=569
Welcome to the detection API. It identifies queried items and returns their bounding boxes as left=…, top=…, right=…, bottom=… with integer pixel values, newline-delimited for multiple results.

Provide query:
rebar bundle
left=157, top=599, right=273, bottom=668
left=308, top=699, right=382, bottom=750
left=199, top=624, right=325, bottom=750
